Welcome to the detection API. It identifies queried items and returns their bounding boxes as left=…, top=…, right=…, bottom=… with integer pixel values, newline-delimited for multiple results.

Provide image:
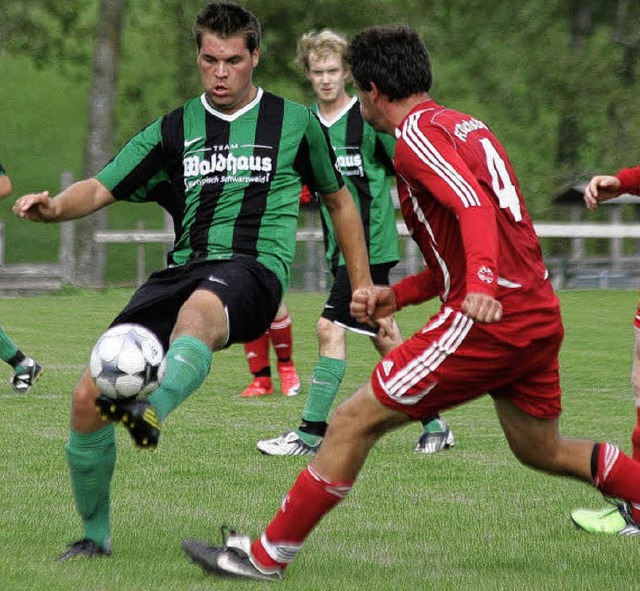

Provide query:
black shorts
left=321, top=262, right=397, bottom=337
left=110, top=257, right=282, bottom=350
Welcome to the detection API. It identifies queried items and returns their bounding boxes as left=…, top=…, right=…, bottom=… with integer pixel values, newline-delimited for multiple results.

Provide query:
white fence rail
left=92, top=221, right=640, bottom=290
left=92, top=221, right=640, bottom=243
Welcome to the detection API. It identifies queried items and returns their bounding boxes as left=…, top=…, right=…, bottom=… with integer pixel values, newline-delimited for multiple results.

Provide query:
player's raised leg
left=100, top=290, right=216, bottom=448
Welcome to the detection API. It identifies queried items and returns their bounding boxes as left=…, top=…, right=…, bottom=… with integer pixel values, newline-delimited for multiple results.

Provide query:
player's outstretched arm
left=13, top=178, right=115, bottom=222
left=583, top=175, right=620, bottom=211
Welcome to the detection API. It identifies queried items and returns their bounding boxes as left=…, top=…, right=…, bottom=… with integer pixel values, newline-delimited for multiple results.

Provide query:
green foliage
left=1, top=0, right=639, bottom=274
left=0, top=289, right=638, bottom=590
left=0, top=0, right=94, bottom=70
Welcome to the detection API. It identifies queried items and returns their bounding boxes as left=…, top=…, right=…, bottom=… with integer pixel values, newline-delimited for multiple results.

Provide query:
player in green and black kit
left=257, top=30, right=454, bottom=457
left=0, top=160, right=43, bottom=393
left=13, top=3, right=372, bottom=562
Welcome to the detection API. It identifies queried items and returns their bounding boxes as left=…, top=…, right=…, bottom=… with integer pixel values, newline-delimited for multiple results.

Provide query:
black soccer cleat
left=182, top=526, right=283, bottom=582
left=415, top=418, right=455, bottom=454
left=10, top=358, right=44, bottom=394
left=95, top=395, right=160, bottom=449
left=56, top=539, right=111, bottom=562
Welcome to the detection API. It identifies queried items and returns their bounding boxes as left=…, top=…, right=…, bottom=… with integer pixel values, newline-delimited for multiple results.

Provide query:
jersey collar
left=314, top=96, right=357, bottom=128
left=200, top=87, right=264, bottom=121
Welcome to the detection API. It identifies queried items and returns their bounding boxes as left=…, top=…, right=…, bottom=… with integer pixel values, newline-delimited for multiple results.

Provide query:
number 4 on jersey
left=480, top=138, right=522, bottom=222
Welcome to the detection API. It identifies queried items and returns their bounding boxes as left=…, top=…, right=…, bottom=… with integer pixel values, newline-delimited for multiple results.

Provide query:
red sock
left=251, top=466, right=352, bottom=570
left=632, top=408, right=640, bottom=462
left=594, top=442, right=640, bottom=521
left=244, top=332, right=271, bottom=376
left=269, top=314, right=293, bottom=362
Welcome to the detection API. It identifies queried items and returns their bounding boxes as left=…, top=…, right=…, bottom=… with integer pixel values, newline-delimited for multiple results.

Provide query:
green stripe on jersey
left=314, top=99, right=399, bottom=271
left=95, top=89, right=342, bottom=292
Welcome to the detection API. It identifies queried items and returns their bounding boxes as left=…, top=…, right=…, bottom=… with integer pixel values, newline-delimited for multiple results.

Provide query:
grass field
left=1, top=288, right=639, bottom=591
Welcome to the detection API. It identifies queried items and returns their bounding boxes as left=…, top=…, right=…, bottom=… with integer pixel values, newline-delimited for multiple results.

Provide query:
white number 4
left=480, top=138, right=522, bottom=222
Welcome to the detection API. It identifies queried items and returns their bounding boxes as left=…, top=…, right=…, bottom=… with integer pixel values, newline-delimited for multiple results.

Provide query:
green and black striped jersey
left=312, top=97, right=399, bottom=272
left=0, top=160, right=6, bottom=176
left=96, top=88, right=343, bottom=292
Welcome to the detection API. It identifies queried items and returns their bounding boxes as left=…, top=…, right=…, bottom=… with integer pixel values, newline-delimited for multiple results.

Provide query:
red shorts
left=371, top=307, right=564, bottom=421
left=634, top=292, right=640, bottom=330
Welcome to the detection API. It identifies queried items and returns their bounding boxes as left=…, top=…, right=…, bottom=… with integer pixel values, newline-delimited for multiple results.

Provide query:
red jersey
left=392, top=100, right=560, bottom=346
left=617, top=165, right=640, bottom=196
left=617, top=165, right=640, bottom=330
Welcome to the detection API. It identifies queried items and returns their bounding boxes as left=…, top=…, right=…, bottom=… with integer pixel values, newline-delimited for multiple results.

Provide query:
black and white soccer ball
left=90, top=323, right=165, bottom=400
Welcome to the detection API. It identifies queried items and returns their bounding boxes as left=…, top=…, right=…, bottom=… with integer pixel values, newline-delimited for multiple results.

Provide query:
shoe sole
left=182, top=540, right=281, bottom=581
left=256, top=443, right=317, bottom=456
left=96, top=399, right=159, bottom=449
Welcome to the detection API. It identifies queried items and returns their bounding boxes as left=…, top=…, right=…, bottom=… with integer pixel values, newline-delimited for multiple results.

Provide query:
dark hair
left=194, top=2, right=261, bottom=52
left=347, top=24, right=432, bottom=101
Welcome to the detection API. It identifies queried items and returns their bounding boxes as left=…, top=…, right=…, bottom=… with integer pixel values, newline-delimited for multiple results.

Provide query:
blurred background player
left=571, top=163, right=640, bottom=535
left=240, top=302, right=301, bottom=397
left=256, top=30, right=453, bottom=457
left=0, top=159, right=43, bottom=393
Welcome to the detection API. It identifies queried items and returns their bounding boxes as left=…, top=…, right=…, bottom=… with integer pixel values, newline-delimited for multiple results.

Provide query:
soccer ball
left=90, top=323, right=165, bottom=399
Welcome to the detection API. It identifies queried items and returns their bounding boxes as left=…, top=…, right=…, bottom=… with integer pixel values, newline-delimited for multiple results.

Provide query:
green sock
left=0, top=325, right=20, bottom=365
left=149, top=335, right=212, bottom=421
left=65, top=426, right=116, bottom=550
left=297, top=356, right=346, bottom=446
left=421, top=416, right=445, bottom=433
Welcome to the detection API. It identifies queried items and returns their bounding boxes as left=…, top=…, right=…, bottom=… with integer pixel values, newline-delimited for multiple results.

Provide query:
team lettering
left=183, top=153, right=272, bottom=178
left=335, top=153, right=363, bottom=177
left=454, top=118, right=488, bottom=142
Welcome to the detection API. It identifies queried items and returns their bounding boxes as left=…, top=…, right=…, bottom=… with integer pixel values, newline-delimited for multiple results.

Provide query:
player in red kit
left=182, top=25, right=640, bottom=581
left=571, top=163, right=640, bottom=534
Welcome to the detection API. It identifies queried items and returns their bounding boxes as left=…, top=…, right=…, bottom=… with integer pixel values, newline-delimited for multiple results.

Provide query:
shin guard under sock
left=149, top=336, right=212, bottom=421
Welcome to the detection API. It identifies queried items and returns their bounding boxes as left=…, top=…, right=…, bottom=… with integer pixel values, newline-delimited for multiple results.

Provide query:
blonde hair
left=296, top=29, right=348, bottom=73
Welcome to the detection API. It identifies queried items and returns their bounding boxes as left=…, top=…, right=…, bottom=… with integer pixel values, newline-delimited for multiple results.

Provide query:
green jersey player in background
left=13, top=2, right=372, bottom=562
left=0, top=159, right=43, bottom=393
left=256, top=30, right=454, bottom=457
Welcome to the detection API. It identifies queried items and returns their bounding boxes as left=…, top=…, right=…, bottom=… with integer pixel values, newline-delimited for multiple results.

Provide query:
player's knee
left=331, top=382, right=404, bottom=440
left=316, top=317, right=340, bottom=345
left=70, top=371, right=102, bottom=429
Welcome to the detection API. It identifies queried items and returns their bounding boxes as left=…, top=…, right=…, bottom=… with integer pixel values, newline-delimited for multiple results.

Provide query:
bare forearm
left=13, top=178, right=114, bottom=222
left=49, top=179, right=114, bottom=220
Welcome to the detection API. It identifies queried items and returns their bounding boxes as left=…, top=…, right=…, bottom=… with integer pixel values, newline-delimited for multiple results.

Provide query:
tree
left=74, top=0, right=127, bottom=286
